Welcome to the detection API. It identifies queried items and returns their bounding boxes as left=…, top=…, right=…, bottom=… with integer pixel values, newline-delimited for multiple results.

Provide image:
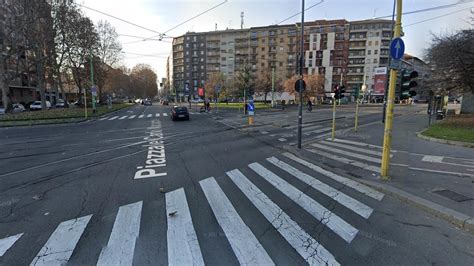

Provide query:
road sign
left=91, top=86, right=97, bottom=97
left=389, top=59, right=401, bottom=70
left=248, top=100, right=255, bottom=116
left=390, top=38, right=405, bottom=60
left=294, top=79, right=306, bottom=92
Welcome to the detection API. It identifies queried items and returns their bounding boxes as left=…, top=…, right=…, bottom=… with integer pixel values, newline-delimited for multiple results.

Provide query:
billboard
left=373, top=67, right=387, bottom=95
left=198, top=87, right=204, bottom=97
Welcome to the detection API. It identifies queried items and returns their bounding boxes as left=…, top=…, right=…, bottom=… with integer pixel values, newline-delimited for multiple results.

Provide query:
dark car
left=162, top=100, right=169, bottom=105
left=143, top=99, right=152, bottom=106
left=171, top=106, right=189, bottom=121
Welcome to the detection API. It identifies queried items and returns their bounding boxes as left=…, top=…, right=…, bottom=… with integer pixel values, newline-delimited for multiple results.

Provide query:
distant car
left=162, top=100, right=169, bottom=105
left=30, top=101, right=51, bottom=111
left=143, top=99, right=152, bottom=106
left=171, top=106, right=189, bottom=121
left=56, top=99, right=67, bottom=108
left=12, top=103, right=26, bottom=113
left=134, top=98, right=143, bottom=104
left=0, top=106, right=5, bottom=115
left=191, top=98, right=203, bottom=103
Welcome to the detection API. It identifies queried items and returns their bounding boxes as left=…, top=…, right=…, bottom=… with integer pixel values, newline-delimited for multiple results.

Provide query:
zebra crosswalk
left=98, top=112, right=179, bottom=121
left=1, top=153, right=384, bottom=265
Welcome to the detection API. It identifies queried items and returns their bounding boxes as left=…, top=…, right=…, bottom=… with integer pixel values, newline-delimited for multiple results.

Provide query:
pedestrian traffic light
left=400, top=70, right=418, bottom=100
left=333, top=85, right=345, bottom=100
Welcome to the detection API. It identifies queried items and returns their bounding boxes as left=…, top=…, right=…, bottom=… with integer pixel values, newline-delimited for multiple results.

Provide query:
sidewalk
left=290, top=112, right=474, bottom=231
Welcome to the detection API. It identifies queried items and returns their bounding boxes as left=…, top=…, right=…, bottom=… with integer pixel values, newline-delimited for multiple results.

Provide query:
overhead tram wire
left=373, top=0, right=474, bottom=19
left=124, top=0, right=229, bottom=45
left=404, top=8, right=472, bottom=27
left=276, top=0, right=325, bottom=25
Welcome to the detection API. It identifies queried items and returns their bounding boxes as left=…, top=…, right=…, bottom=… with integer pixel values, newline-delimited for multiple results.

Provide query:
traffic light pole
left=381, top=0, right=402, bottom=179
left=297, top=0, right=305, bottom=149
left=382, top=0, right=397, bottom=124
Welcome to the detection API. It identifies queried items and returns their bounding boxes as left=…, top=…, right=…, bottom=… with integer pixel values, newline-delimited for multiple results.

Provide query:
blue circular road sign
left=390, top=37, right=405, bottom=60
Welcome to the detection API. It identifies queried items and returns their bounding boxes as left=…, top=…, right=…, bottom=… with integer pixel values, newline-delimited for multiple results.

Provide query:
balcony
left=349, top=46, right=366, bottom=50
left=348, top=53, right=365, bottom=58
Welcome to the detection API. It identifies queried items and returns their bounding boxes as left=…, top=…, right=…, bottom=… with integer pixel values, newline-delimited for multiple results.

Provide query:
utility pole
left=381, top=0, right=403, bottom=179
left=271, top=67, right=275, bottom=108
left=90, top=52, right=96, bottom=113
left=382, top=0, right=397, bottom=123
left=297, top=0, right=305, bottom=149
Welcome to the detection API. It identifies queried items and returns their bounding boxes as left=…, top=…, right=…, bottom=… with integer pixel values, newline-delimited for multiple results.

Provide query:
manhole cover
left=432, top=189, right=472, bottom=202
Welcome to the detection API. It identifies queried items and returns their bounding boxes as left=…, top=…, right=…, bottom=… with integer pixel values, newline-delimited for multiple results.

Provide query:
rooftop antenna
left=215, top=23, right=217, bottom=31
left=241, top=11, right=244, bottom=29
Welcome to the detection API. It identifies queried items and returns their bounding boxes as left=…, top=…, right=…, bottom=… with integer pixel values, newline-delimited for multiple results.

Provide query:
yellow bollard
left=248, top=116, right=254, bottom=125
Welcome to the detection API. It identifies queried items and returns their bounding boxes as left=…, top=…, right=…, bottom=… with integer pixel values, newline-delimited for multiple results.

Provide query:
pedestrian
left=307, top=99, right=313, bottom=112
left=281, top=100, right=286, bottom=110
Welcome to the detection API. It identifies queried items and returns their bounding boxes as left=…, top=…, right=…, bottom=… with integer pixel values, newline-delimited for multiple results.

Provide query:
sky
left=80, top=0, right=473, bottom=85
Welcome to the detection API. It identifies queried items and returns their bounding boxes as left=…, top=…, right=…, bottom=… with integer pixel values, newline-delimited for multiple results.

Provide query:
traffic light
left=400, top=70, right=418, bottom=100
left=334, top=85, right=345, bottom=100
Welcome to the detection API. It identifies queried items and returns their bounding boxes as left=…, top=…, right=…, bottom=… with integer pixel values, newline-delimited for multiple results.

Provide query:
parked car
left=12, top=103, right=26, bottom=113
left=30, top=101, right=51, bottom=111
left=56, top=99, right=67, bottom=108
left=0, top=106, right=5, bottom=115
left=134, top=98, right=143, bottom=104
left=170, top=106, right=189, bottom=121
left=143, top=99, right=152, bottom=106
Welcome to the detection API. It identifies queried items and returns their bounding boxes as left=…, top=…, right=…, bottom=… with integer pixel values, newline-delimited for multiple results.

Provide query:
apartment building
left=347, top=19, right=393, bottom=98
left=301, top=19, right=350, bottom=96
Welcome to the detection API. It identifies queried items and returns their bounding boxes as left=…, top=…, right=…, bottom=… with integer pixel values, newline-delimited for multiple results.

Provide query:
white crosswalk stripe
left=99, top=117, right=109, bottom=121
left=249, top=162, right=358, bottom=243
left=282, top=152, right=384, bottom=200
left=128, top=115, right=136, bottom=119
left=267, top=157, right=374, bottom=218
left=31, top=215, right=92, bottom=265
left=321, top=140, right=384, bottom=157
left=108, top=116, right=119, bottom=121
left=304, top=127, right=331, bottom=136
left=166, top=188, right=204, bottom=266
left=311, top=142, right=382, bottom=164
left=307, top=148, right=381, bottom=173
left=227, top=169, right=340, bottom=266
left=278, top=138, right=287, bottom=142
left=147, top=114, right=153, bottom=118
left=138, top=114, right=144, bottom=118
left=155, top=113, right=160, bottom=117
left=97, top=201, right=142, bottom=266
left=0, top=233, right=23, bottom=257
left=200, top=177, right=274, bottom=265
left=163, top=113, right=168, bottom=117
left=119, top=115, right=128, bottom=120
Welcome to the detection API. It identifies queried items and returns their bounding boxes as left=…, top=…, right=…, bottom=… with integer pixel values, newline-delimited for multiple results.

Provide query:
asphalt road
left=0, top=103, right=473, bottom=265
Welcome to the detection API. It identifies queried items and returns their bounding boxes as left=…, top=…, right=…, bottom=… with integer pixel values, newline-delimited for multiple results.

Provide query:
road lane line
left=155, top=113, right=160, bottom=117
left=99, top=117, right=109, bottom=121
left=227, top=169, right=339, bottom=266
left=166, top=188, right=204, bottom=266
left=119, top=115, right=128, bottom=120
left=128, top=115, right=136, bottom=119
left=267, top=157, right=374, bottom=219
left=163, top=113, right=168, bottom=117
left=0, top=233, right=23, bottom=256
left=108, top=116, right=119, bottom=121
left=311, top=143, right=382, bottom=164
left=304, top=127, right=331, bottom=136
left=31, top=215, right=92, bottom=265
left=408, top=167, right=474, bottom=178
left=306, top=148, right=381, bottom=173
left=282, top=153, right=384, bottom=201
left=321, top=140, right=384, bottom=157
left=97, top=201, right=142, bottom=266
left=138, top=114, right=145, bottom=118
left=249, top=163, right=358, bottom=243
left=329, top=138, right=385, bottom=150
left=278, top=138, right=287, bottom=142
left=260, top=131, right=269, bottom=134
left=199, top=177, right=274, bottom=265
left=147, top=114, right=153, bottom=118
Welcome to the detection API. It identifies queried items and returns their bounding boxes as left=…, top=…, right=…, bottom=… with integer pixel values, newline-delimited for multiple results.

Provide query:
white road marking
left=166, top=188, right=204, bottom=266
left=147, top=114, right=153, bottom=118
left=321, top=140, right=384, bottom=157
left=128, top=115, right=136, bottom=119
left=31, top=215, right=92, bottom=265
left=282, top=153, right=384, bottom=201
left=138, top=114, right=145, bottom=118
left=267, top=157, right=374, bottom=218
left=119, top=115, right=128, bottom=120
left=99, top=117, right=109, bottom=121
left=163, top=113, right=168, bottom=117
left=302, top=124, right=322, bottom=131
left=227, top=169, right=339, bottom=266
left=260, top=131, right=269, bottom=134
left=97, top=201, right=142, bottom=266
left=108, top=116, right=119, bottom=121
left=199, top=177, right=274, bottom=265
left=249, top=163, right=358, bottom=243
left=329, top=138, right=385, bottom=150
left=467, top=169, right=474, bottom=172
left=306, top=148, right=381, bottom=173
left=308, top=127, right=332, bottom=134
left=155, top=113, right=160, bottom=117
left=311, top=143, right=382, bottom=164
left=421, top=155, right=443, bottom=163
left=269, top=134, right=276, bottom=137
left=408, top=167, right=474, bottom=178
left=278, top=138, right=287, bottom=142
left=0, top=233, right=23, bottom=257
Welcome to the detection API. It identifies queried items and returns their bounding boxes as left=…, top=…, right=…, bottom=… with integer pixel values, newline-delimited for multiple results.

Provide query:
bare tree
left=130, top=64, right=158, bottom=98
left=284, top=74, right=325, bottom=101
left=96, top=20, right=123, bottom=101
left=235, top=63, right=254, bottom=99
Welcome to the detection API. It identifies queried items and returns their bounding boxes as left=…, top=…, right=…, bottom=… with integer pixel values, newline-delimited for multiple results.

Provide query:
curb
left=417, top=131, right=474, bottom=148
left=356, top=178, right=474, bottom=232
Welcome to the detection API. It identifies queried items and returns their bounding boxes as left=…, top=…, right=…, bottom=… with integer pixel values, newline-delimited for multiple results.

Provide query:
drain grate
left=432, top=189, right=473, bottom=202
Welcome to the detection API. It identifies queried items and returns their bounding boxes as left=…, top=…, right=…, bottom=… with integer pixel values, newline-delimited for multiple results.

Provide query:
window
left=368, top=41, right=372, bottom=46
left=279, top=62, right=283, bottom=67
left=200, top=51, right=204, bottom=55
left=186, top=43, right=189, bottom=48
left=374, top=50, right=378, bottom=55
left=279, top=47, right=284, bottom=51
left=367, top=50, right=371, bottom=55
left=375, top=40, right=379, bottom=46
left=373, top=58, right=378, bottom=63
left=376, top=32, right=380, bottom=36
left=261, top=62, right=265, bottom=67
left=201, top=65, right=204, bottom=69
left=200, top=58, right=204, bottom=62
left=261, top=47, right=265, bottom=51
left=221, top=57, right=226, bottom=61
left=262, top=39, right=265, bottom=43
left=280, top=38, right=284, bottom=43
left=186, top=51, right=189, bottom=55
left=261, top=55, right=265, bottom=59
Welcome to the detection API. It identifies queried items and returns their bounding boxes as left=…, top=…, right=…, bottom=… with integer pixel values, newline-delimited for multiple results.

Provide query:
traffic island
left=419, top=115, right=474, bottom=148
left=0, top=103, right=133, bottom=127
